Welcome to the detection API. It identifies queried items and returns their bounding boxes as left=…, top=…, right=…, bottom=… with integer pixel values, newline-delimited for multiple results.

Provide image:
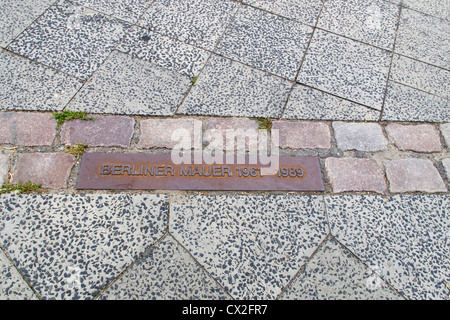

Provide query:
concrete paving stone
left=215, top=6, right=313, bottom=80
left=386, top=159, right=447, bottom=193
left=390, top=54, right=449, bottom=100
left=73, top=0, right=154, bottom=23
left=441, top=123, right=450, bottom=146
left=333, top=122, right=388, bottom=152
left=0, top=112, right=56, bottom=146
left=318, top=0, right=400, bottom=50
left=170, top=194, right=328, bottom=300
left=0, top=250, right=38, bottom=300
left=243, top=0, right=323, bottom=26
left=12, top=153, right=76, bottom=189
left=325, top=158, right=387, bottom=194
left=0, top=50, right=83, bottom=111
left=117, top=26, right=210, bottom=78
left=0, top=153, right=9, bottom=185
left=403, top=0, right=450, bottom=21
left=138, top=118, right=202, bottom=149
left=0, top=0, right=54, bottom=47
left=0, top=194, right=168, bottom=299
left=203, top=117, right=260, bottom=152
left=272, top=121, right=331, bottom=149
left=99, top=235, right=231, bottom=300
left=395, top=8, right=450, bottom=70
left=326, top=195, right=450, bottom=299
left=178, top=55, right=292, bottom=118
left=8, top=0, right=131, bottom=80
left=280, top=238, right=402, bottom=300
left=297, top=29, right=391, bottom=110
left=138, top=0, right=239, bottom=51
left=283, top=85, right=381, bottom=121
left=386, top=123, right=442, bottom=152
left=382, top=81, right=449, bottom=122
left=68, top=51, right=191, bottom=116
left=442, top=158, right=450, bottom=179
left=60, top=115, right=135, bottom=148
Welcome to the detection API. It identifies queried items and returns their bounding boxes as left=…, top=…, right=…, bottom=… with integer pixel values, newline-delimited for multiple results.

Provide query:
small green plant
left=256, top=118, right=273, bottom=132
left=65, top=143, right=88, bottom=159
left=53, top=110, right=95, bottom=127
left=190, top=76, right=199, bottom=85
left=1, top=181, right=42, bottom=194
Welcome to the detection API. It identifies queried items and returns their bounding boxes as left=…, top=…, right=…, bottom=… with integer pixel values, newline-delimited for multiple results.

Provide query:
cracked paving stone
left=68, top=51, right=191, bottom=116
left=170, top=194, right=328, bottom=300
left=0, top=50, right=83, bottom=111
left=8, top=0, right=131, bottom=80
left=326, top=195, right=450, bottom=300
left=280, top=238, right=403, bottom=300
left=99, top=235, right=231, bottom=300
left=178, top=55, right=292, bottom=118
left=0, top=250, right=38, bottom=300
left=0, top=194, right=168, bottom=300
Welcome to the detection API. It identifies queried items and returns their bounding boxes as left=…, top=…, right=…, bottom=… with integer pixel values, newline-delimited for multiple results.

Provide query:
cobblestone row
left=0, top=112, right=448, bottom=194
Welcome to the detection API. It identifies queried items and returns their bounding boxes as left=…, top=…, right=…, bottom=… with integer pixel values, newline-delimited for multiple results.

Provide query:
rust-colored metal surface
left=76, top=153, right=325, bottom=191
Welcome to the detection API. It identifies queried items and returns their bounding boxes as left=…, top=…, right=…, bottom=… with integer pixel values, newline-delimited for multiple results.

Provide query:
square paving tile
left=0, top=0, right=54, bottom=48
left=0, top=50, right=83, bottom=111
left=297, top=29, right=391, bottom=110
left=318, top=0, right=400, bottom=50
left=138, top=0, right=239, bottom=51
left=395, top=8, right=450, bottom=70
left=243, top=0, right=323, bottom=26
left=0, top=194, right=168, bottom=299
left=73, top=0, right=154, bottom=23
left=382, top=81, right=449, bottom=122
left=390, top=54, right=449, bottom=100
left=178, top=55, right=292, bottom=118
left=117, top=26, right=210, bottom=78
left=283, top=84, right=381, bottom=121
left=326, top=195, right=450, bottom=300
left=280, top=238, right=403, bottom=300
left=8, top=0, right=131, bottom=80
left=215, top=6, right=313, bottom=80
left=403, top=0, right=450, bottom=21
left=68, top=50, right=191, bottom=115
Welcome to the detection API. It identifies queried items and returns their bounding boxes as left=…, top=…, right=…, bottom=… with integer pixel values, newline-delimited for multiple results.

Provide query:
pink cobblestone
left=386, top=123, right=441, bottom=152
left=272, top=121, right=331, bottom=149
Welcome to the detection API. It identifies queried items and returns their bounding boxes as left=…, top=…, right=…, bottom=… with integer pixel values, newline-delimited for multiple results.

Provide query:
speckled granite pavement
left=0, top=0, right=449, bottom=300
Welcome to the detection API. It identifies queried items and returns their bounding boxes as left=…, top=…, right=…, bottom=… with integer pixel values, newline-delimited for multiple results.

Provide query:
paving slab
left=280, top=238, right=402, bottom=300
left=0, top=50, right=83, bottom=111
left=117, top=26, right=210, bottom=78
left=318, top=0, right=399, bottom=50
left=8, top=0, right=131, bottom=80
left=243, top=0, right=323, bottom=26
left=283, top=85, right=380, bottom=121
left=138, top=0, right=239, bottom=51
left=333, top=122, right=388, bottom=152
left=0, top=112, right=56, bottom=146
left=390, top=54, right=450, bottom=100
left=326, top=195, right=450, bottom=300
left=99, top=235, right=231, bottom=300
left=216, top=6, right=313, bottom=80
left=403, top=0, right=450, bottom=21
left=395, top=8, right=449, bottom=70
left=0, top=194, right=168, bottom=299
left=386, top=159, right=447, bottom=193
left=0, top=0, right=54, bottom=48
left=382, top=82, right=450, bottom=122
left=0, top=250, right=38, bottom=300
left=170, top=194, right=328, bottom=300
left=0, top=153, right=9, bottom=185
left=179, top=55, right=292, bottom=118
left=297, top=29, right=391, bottom=110
left=68, top=51, right=191, bottom=116
left=73, top=0, right=154, bottom=24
